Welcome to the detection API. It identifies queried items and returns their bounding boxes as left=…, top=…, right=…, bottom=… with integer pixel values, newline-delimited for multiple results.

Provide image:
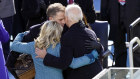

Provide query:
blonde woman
left=11, top=21, right=98, bottom=79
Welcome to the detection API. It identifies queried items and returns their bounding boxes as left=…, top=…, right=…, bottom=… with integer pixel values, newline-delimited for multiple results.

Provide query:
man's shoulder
left=85, top=27, right=96, bottom=35
left=62, top=31, right=71, bottom=39
left=30, top=23, right=43, bottom=30
left=61, top=30, right=75, bottom=44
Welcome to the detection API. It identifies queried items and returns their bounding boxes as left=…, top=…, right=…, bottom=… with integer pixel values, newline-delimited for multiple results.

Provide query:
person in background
left=21, top=0, right=47, bottom=30
left=0, top=19, right=9, bottom=79
left=0, top=0, right=16, bottom=60
left=12, top=0, right=26, bottom=39
left=11, top=21, right=99, bottom=79
left=35, top=4, right=102, bottom=79
left=101, top=0, right=140, bottom=67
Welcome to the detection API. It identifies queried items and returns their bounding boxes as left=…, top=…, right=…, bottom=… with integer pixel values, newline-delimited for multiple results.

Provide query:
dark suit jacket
left=101, top=0, right=140, bottom=41
left=47, top=0, right=96, bottom=24
left=43, top=21, right=102, bottom=79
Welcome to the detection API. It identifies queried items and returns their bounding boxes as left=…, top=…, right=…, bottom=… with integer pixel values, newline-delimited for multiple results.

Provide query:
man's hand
left=85, top=40, right=101, bottom=50
left=35, top=48, right=47, bottom=59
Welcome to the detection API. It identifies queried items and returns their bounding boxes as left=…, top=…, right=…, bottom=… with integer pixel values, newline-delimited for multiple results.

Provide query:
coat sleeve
left=0, top=20, right=9, bottom=43
left=69, top=56, right=91, bottom=69
left=11, top=33, right=33, bottom=54
left=70, top=49, right=100, bottom=69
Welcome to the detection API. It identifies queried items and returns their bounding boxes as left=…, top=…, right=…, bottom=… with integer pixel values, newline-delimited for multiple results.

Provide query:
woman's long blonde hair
left=35, top=21, right=63, bottom=49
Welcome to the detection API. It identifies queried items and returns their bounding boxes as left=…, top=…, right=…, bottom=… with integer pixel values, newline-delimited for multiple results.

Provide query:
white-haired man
left=36, top=4, right=102, bottom=79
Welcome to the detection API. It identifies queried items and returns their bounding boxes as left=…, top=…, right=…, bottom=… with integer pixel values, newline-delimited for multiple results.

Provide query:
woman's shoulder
left=48, top=43, right=61, bottom=49
left=47, top=43, right=61, bottom=56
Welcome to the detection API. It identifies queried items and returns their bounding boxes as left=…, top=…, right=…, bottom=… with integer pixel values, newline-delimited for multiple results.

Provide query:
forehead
left=54, top=11, right=65, bottom=19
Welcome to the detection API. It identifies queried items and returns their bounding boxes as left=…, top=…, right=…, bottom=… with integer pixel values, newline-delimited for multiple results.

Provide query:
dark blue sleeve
left=22, top=23, right=41, bottom=42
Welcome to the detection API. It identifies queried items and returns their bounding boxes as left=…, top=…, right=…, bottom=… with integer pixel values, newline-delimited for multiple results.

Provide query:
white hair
left=65, top=4, right=83, bottom=22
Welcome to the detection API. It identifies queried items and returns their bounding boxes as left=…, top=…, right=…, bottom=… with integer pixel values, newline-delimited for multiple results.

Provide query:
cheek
left=56, top=20, right=61, bottom=24
left=65, top=19, right=68, bottom=23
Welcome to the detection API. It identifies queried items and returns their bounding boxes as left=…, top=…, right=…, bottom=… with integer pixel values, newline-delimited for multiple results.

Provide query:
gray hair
left=65, top=4, right=83, bottom=22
